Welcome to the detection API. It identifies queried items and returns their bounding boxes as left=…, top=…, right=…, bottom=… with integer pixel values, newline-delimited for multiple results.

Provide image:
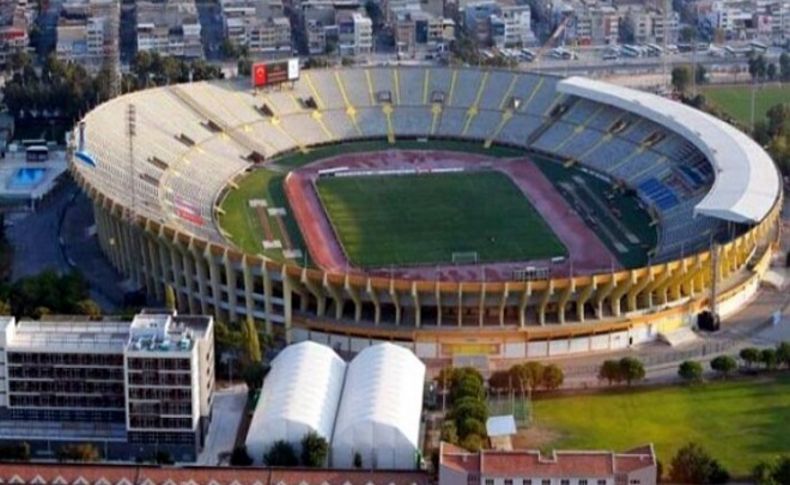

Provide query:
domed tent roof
left=245, top=341, right=346, bottom=464
left=331, top=343, right=426, bottom=470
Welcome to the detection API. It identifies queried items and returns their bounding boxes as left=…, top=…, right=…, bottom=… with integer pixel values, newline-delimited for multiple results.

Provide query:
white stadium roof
left=245, top=341, right=347, bottom=464
left=558, top=77, right=781, bottom=224
left=331, top=343, right=426, bottom=470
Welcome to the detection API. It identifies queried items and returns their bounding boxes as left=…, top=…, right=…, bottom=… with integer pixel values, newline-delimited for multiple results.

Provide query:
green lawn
left=273, top=139, right=526, bottom=168
left=315, top=171, right=567, bottom=267
left=218, top=168, right=309, bottom=263
left=701, top=84, right=790, bottom=126
left=531, top=376, right=790, bottom=477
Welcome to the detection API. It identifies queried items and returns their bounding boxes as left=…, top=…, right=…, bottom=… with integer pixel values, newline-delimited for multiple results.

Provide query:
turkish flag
left=252, top=63, right=267, bottom=87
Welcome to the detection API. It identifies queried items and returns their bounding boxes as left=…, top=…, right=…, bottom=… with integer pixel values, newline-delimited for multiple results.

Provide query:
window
left=485, top=480, right=494, bottom=485
left=542, top=480, right=551, bottom=485
left=505, top=480, right=513, bottom=485
left=629, top=481, right=640, bottom=485
left=561, top=480, right=570, bottom=485
left=522, top=481, right=532, bottom=485
left=580, top=481, right=588, bottom=485
left=598, top=481, right=606, bottom=485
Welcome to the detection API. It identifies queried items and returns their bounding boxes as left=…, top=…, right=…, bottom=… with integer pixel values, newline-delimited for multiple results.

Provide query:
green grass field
left=701, top=84, right=790, bottom=126
left=315, top=171, right=567, bottom=267
left=272, top=140, right=526, bottom=168
left=218, top=169, right=309, bottom=263
left=531, top=376, right=790, bottom=477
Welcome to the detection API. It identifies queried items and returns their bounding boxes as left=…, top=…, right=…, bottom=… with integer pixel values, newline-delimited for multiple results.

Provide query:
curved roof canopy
left=558, top=76, right=781, bottom=224
left=332, top=343, right=426, bottom=469
left=245, top=341, right=346, bottom=464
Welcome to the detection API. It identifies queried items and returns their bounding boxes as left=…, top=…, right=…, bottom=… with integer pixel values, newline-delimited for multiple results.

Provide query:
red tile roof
left=440, top=442, right=655, bottom=478
left=0, top=463, right=431, bottom=485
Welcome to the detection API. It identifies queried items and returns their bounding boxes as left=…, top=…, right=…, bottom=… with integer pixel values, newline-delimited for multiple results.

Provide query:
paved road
left=196, top=384, right=248, bottom=466
left=7, top=177, right=128, bottom=311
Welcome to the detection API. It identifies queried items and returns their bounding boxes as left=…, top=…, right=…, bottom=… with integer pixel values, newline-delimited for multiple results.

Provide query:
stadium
left=71, top=65, right=782, bottom=360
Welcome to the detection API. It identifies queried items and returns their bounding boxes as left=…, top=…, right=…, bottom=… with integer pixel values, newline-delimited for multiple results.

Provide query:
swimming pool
left=7, top=167, right=47, bottom=190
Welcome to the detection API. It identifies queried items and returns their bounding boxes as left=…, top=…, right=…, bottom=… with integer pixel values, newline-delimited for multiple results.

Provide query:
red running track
left=283, top=150, right=620, bottom=281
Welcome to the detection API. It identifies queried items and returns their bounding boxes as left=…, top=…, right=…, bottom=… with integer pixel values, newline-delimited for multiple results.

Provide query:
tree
left=619, top=357, right=646, bottom=386
left=749, top=54, right=768, bottom=82
left=440, top=420, right=459, bottom=444
left=598, top=359, right=622, bottom=385
left=672, top=66, right=692, bottom=93
left=242, top=316, right=262, bottom=364
left=670, top=442, right=730, bottom=484
left=767, top=63, right=778, bottom=81
left=678, top=360, right=703, bottom=383
left=776, top=342, right=790, bottom=368
left=709, top=355, right=737, bottom=378
left=695, top=64, right=708, bottom=85
left=263, top=440, right=298, bottom=467
left=761, top=348, right=778, bottom=370
left=740, top=347, right=761, bottom=369
left=164, top=284, right=177, bottom=311
left=541, top=364, right=564, bottom=390
left=780, top=53, right=790, bottom=82
left=457, top=417, right=486, bottom=439
left=76, top=299, right=102, bottom=319
left=56, top=443, right=101, bottom=462
left=510, top=361, right=544, bottom=396
left=300, top=431, right=329, bottom=467
left=0, top=442, right=30, bottom=461
left=460, top=433, right=484, bottom=452
left=0, top=300, right=11, bottom=316
left=230, top=445, right=253, bottom=466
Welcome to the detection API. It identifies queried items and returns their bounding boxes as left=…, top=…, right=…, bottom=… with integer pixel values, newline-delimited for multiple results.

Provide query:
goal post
left=451, top=251, right=479, bottom=265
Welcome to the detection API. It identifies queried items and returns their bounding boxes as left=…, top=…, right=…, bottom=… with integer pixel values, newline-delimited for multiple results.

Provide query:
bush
left=0, top=442, right=30, bottom=461
left=230, top=445, right=253, bottom=466
left=300, top=431, right=329, bottom=467
left=56, top=443, right=100, bottom=462
left=678, top=361, right=704, bottom=383
left=710, top=355, right=737, bottom=378
left=541, top=364, right=564, bottom=390
left=459, top=434, right=484, bottom=452
left=740, top=347, right=761, bottom=369
left=670, top=442, right=729, bottom=484
left=263, top=440, right=298, bottom=467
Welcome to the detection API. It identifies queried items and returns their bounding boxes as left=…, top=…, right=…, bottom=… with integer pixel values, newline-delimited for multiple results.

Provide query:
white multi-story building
left=221, top=0, right=292, bottom=57
left=56, top=0, right=119, bottom=67
left=0, top=310, right=214, bottom=462
left=501, top=4, right=535, bottom=47
left=337, top=10, right=372, bottom=56
left=136, top=0, right=203, bottom=58
left=624, top=6, right=679, bottom=44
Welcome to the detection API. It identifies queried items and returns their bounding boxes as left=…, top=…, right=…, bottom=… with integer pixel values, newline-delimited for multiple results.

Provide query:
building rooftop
left=440, top=442, right=657, bottom=478
left=7, top=318, right=131, bottom=353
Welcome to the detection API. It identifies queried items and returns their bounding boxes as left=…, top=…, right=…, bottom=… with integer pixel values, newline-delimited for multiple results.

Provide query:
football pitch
left=531, top=376, right=790, bottom=477
left=315, top=171, right=567, bottom=267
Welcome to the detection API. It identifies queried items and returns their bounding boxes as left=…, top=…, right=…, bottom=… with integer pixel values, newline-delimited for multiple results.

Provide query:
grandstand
left=72, top=66, right=782, bottom=360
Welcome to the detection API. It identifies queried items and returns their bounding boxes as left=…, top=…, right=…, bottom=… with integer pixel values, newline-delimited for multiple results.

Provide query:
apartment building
left=136, top=0, right=203, bottom=58
left=337, top=10, right=372, bottom=56
left=0, top=0, right=33, bottom=67
left=56, top=0, right=119, bottom=68
left=0, top=310, right=214, bottom=462
left=221, top=0, right=292, bottom=57
left=463, top=1, right=532, bottom=48
left=439, top=442, right=658, bottom=485
left=623, top=6, right=679, bottom=44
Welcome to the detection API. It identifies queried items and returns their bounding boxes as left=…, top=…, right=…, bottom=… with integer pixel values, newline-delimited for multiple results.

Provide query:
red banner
left=252, top=63, right=267, bottom=87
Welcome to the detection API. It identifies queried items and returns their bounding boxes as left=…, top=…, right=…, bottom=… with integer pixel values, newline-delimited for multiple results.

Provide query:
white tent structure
left=331, top=343, right=426, bottom=470
left=245, top=341, right=346, bottom=464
